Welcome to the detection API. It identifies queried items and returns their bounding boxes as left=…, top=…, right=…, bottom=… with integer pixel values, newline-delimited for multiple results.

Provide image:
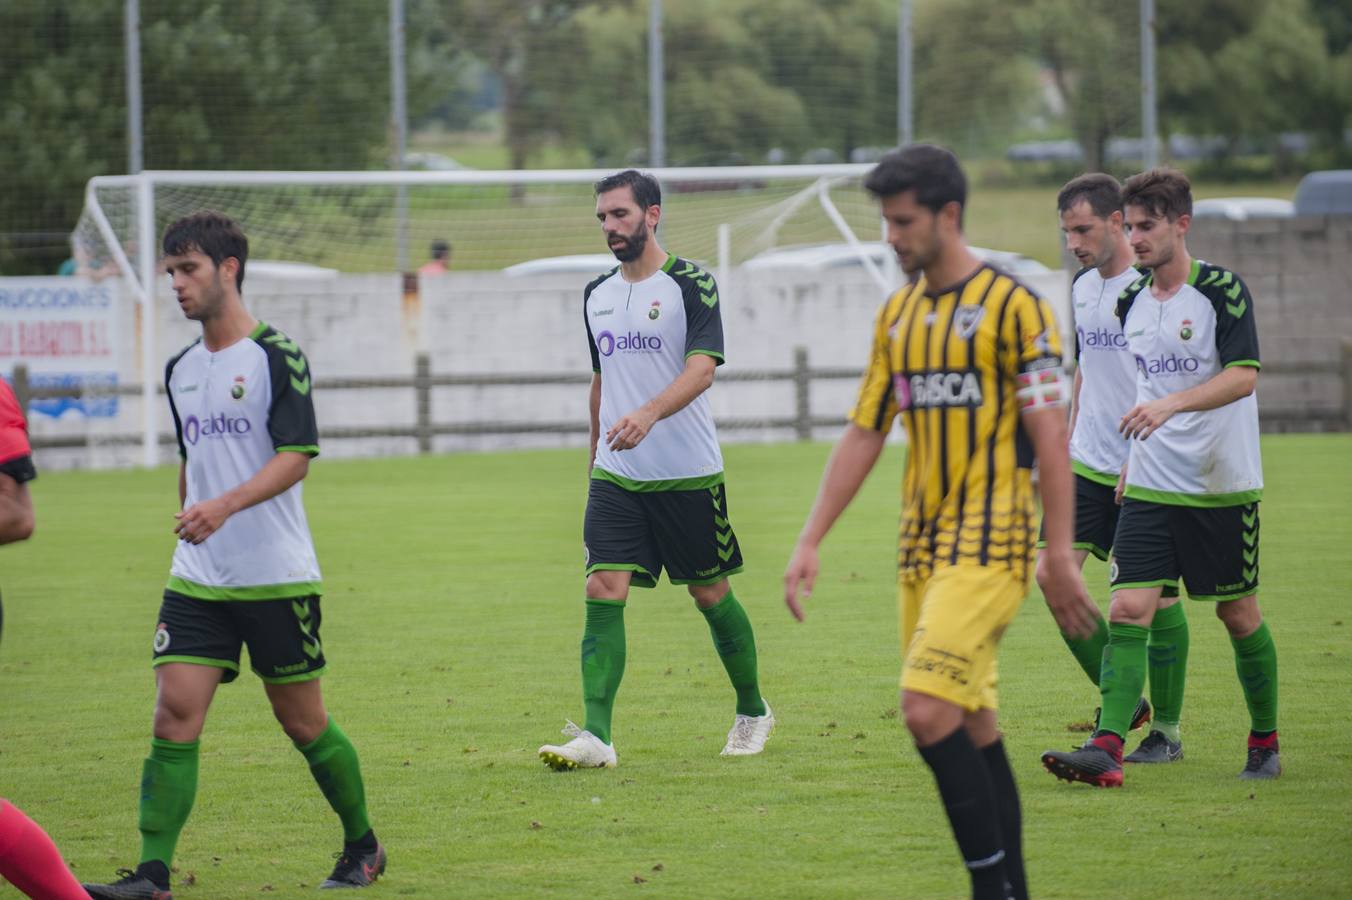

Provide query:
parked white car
left=738, top=242, right=1052, bottom=276
left=502, top=254, right=618, bottom=278
left=1192, top=197, right=1294, bottom=221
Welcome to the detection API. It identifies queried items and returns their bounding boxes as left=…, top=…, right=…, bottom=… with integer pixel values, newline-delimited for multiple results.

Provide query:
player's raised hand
left=606, top=407, right=658, bottom=451
left=174, top=497, right=231, bottom=544
left=783, top=542, right=820, bottom=622
left=1039, top=552, right=1099, bottom=640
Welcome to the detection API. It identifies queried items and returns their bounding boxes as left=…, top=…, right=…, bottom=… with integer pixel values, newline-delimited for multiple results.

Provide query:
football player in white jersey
left=1043, top=169, right=1280, bottom=787
left=539, top=171, right=773, bottom=771
left=86, top=213, right=385, bottom=899
left=1036, top=174, right=1190, bottom=765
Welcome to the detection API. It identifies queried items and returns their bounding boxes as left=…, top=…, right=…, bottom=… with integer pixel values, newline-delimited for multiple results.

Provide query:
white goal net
left=45, top=165, right=918, bottom=469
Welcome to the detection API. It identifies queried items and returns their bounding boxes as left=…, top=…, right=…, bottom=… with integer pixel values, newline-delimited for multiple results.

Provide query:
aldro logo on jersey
left=183, top=412, right=253, bottom=444
left=1134, top=353, right=1200, bottom=379
left=894, top=369, right=984, bottom=410
left=595, top=329, right=663, bottom=357
left=1077, top=325, right=1128, bottom=350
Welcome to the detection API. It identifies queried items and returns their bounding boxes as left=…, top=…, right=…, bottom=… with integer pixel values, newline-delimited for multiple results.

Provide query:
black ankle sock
left=980, top=739, right=1026, bottom=900
left=136, top=859, right=171, bottom=888
left=917, top=727, right=1008, bottom=900
left=346, top=828, right=378, bottom=853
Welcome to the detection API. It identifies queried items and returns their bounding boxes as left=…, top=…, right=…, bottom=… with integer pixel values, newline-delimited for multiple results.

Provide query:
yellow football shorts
left=898, top=564, right=1029, bottom=711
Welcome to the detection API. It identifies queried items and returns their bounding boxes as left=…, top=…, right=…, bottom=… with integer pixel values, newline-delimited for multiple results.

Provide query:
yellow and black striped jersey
left=850, top=263, right=1063, bottom=584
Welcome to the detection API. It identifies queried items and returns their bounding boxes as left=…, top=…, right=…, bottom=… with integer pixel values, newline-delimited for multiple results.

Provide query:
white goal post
left=75, top=164, right=890, bottom=466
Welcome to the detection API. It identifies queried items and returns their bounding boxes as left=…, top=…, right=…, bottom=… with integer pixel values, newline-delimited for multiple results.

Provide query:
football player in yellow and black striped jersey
left=784, top=145, right=1097, bottom=900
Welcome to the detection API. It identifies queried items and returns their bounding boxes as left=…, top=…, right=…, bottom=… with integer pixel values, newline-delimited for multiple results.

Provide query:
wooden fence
left=13, top=342, right=1352, bottom=455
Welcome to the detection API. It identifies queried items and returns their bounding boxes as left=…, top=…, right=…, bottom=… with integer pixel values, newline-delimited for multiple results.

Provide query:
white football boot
left=720, top=701, right=775, bottom=756
left=538, top=721, right=617, bottom=770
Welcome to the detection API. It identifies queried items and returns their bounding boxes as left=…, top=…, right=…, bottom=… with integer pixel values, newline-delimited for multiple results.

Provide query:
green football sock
left=1232, top=621, right=1278, bottom=733
left=1061, top=613, right=1109, bottom=686
left=699, top=588, right=767, bottom=717
left=1098, top=623, right=1149, bottom=739
left=581, top=599, right=626, bottom=745
left=1147, top=602, right=1189, bottom=739
left=296, top=718, right=372, bottom=843
left=138, top=738, right=199, bottom=869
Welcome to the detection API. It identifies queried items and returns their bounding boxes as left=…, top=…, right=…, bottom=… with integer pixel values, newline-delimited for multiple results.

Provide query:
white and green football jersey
left=584, top=253, right=725, bottom=490
left=1069, top=264, right=1141, bottom=484
left=1115, top=260, right=1262, bottom=507
left=164, top=322, right=322, bottom=599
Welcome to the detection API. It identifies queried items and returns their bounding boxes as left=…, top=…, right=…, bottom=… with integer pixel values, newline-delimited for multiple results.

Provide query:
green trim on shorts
left=1036, top=539, right=1111, bottom=562
left=1123, top=485, right=1263, bottom=508
left=1073, top=540, right=1111, bottom=561
left=590, top=467, right=726, bottom=493
left=669, top=565, right=745, bottom=586
left=256, top=665, right=327, bottom=685
left=586, top=562, right=658, bottom=589
left=1072, top=460, right=1120, bottom=487
left=153, top=655, right=241, bottom=673
left=166, top=576, right=323, bottom=601
left=1189, top=588, right=1258, bottom=602
left=1112, top=579, right=1180, bottom=591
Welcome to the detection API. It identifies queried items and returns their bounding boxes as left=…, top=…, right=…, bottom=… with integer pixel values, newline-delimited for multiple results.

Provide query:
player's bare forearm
left=1023, top=407, right=1074, bottom=555
left=1120, top=365, right=1257, bottom=440
left=784, top=423, right=886, bottom=621
left=606, top=354, right=716, bottom=451
left=588, top=372, right=602, bottom=471
left=1024, top=405, right=1098, bottom=639
left=174, top=451, right=310, bottom=544
left=1169, top=364, right=1257, bottom=413
left=0, top=473, right=34, bottom=545
left=178, top=461, right=187, bottom=508
left=1067, top=367, right=1083, bottom=439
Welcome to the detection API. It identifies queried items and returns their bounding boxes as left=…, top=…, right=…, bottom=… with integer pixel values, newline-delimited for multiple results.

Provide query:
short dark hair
left=1057, top=173, right=1123, bottom=219
left=431, top=240, right=450, bottom=260
left=162, top=210, right=248, bottom=291
left=1122, top=168, right=1192, bottom=221
left=863, top=144, right=967, bottom=223
left=593, top=169, right=662, bottom=210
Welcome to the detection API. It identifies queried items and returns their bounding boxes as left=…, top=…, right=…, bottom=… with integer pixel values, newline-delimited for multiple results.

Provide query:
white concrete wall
left=53, top=251, right=1352, bottom=470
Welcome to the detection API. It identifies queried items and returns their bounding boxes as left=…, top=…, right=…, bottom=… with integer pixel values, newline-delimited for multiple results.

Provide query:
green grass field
left=3, top=436, right=1350, bottom=898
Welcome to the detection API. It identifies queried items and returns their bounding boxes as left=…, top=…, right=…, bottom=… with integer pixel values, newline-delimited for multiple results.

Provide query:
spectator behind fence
left=418, top=240, right=452, bottom=275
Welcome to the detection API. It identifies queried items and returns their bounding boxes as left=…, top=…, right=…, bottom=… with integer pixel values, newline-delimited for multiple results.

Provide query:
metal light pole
left=649, top=0, right=666, bottom=168
left=390, top=0, right=409, bottom=271
left=1141, top=0, right=1158, bottom=167
left=898, top=0, right=913, bottom=146
left=125, top=0, right=142, bottom=173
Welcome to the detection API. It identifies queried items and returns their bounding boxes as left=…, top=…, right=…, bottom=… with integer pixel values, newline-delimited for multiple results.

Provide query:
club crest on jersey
left=648, top=299, right=661, bottom=320
left=954, top=305, right=985, bottom=340
left=895, top=370, right=983, bottom=410
left=231, top=375, right=246, bottom=400
left=1179, top=319, right=1193, bottom=341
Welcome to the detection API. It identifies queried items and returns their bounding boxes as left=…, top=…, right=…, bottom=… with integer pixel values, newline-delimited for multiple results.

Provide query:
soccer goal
left=64, top=164, right=895, bottom=468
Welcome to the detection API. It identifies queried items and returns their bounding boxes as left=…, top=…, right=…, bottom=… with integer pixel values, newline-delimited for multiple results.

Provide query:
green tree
left=0, top=0, right=399, bottom=275
left=914, top=0, right=1040, bottom=158
left=438, top=0, right=607, bottom=171
left=1012, top=0, right=1140, bottom=171
left=1157, top=0, right=1347, bottom=166
left=746, top=0, right=897, bottom=161
left=0, top=1, right=125, bottom=274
